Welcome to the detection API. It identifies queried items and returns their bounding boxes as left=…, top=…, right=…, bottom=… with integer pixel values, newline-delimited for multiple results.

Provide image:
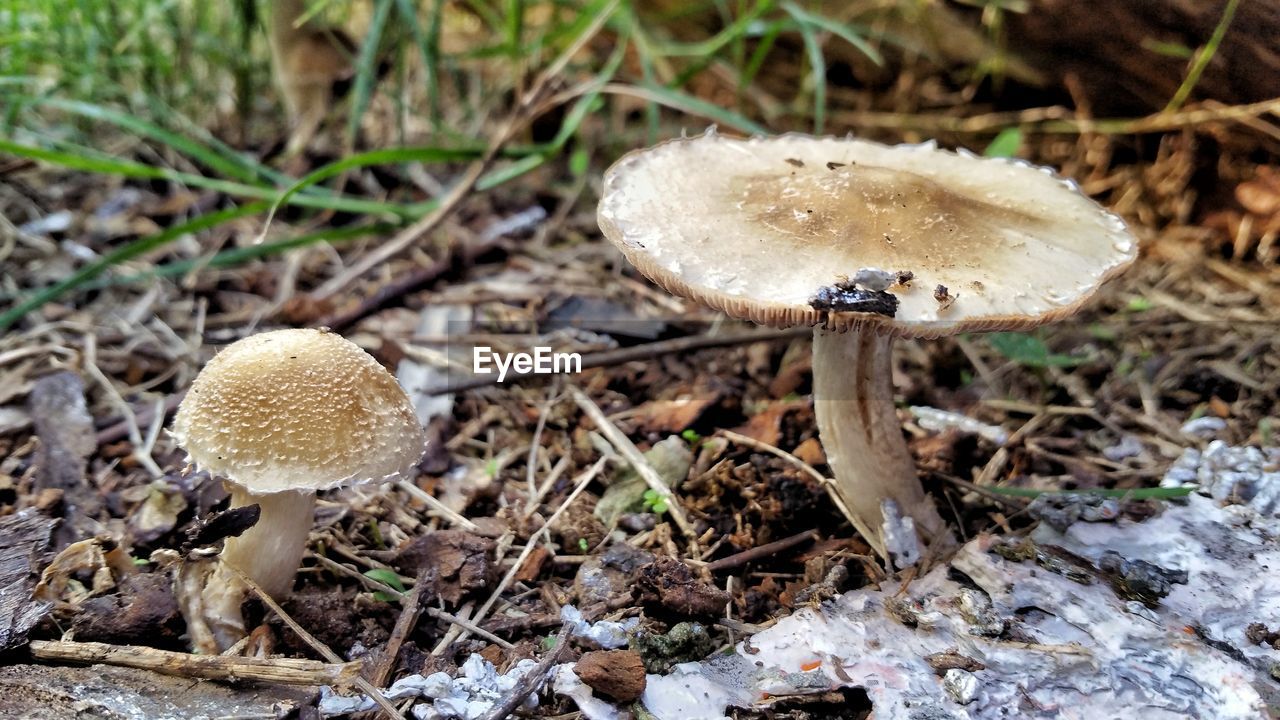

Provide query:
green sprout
left=642, top=488, right=669, bottom=515
left=364, top=568, right=406, bottom=603
left=681, top=429, right=702, bottom=446
left=1127, top=296, right=1154, bottom=312
left=578, top=538, right=590, bottom=553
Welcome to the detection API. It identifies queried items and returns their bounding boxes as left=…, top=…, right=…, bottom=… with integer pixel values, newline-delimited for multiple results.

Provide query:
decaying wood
left=368, top=567, right=430, bottom=688
left=0, top=511, right=55, bottom=651
left=29, top=639, right=362, bottom=687
left=0, top=662, right=317, bottom=720
left=28, top=371, right=101, bottom=538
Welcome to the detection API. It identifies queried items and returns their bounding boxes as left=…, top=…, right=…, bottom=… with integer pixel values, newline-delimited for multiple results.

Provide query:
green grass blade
left=622, top=82, right=770, bottom=135
left=95, top=223, right=396, bottom=288
left=0, top=202, right=268, bottom=332
left=985, top=485, right=1195, bottom=500
left=392, top=0, right=440, bottom=128
left=740, top=19, right=785, bottom=91
left=793, top=19, right=826, bottom=133
left=33, top=97, right=263, bottom=183
left=348, top=0, right=395, bottom=142
left=259, top=145, right=482, bottom=233
left=781, top=1, right=883, bottom=66
left=649, top=0, right=774, bottom=58
left=1, top=138, right=412, bottom=217
left=1165, top=0, right=1240, bottom=112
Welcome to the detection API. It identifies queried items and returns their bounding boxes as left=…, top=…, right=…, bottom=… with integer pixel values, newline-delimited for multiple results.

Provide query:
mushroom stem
left=200, top=487, right=316, bottom=650
left=811, top=327, right=947, bottom=547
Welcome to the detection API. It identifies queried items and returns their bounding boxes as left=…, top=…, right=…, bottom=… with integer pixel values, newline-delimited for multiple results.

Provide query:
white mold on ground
left=641, top=444, right=1280, bottom=719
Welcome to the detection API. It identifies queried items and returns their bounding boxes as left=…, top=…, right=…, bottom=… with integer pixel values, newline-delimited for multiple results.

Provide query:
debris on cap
left=599, top=130, right=1138, bottom=337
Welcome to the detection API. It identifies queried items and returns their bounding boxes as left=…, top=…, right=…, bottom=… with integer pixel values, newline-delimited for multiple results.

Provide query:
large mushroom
left=172, top=328, right=424, bottom=650
left=597, top=130, right=1137, bottom=557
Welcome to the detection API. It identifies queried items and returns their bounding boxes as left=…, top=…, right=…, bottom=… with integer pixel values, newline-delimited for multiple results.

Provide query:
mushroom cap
left=172, top=328, right=425, bottom=494
left=597, top=130, right=1138, bottom=337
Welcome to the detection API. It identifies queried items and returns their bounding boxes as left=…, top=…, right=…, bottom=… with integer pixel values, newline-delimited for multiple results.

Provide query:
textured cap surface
left=172, top=328, right=425, bottom=493
left=598, top=130, right=1138, bottom=336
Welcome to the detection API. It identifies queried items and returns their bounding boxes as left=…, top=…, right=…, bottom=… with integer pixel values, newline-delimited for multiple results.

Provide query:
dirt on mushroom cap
left=171, top=328, right=424, bottom=493
left=597, top=130, right=1139, bottom=338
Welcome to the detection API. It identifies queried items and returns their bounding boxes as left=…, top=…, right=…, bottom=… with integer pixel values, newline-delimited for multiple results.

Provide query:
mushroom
left=597, top=130, right=1136, bottom=556
left=171, top=328, right=424, bottom=649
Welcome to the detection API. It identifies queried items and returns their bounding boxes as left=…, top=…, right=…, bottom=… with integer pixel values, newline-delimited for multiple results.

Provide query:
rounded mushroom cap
left=172, top=328, right=425, bottom=493
left=598, top=130, right=1138, bottom=337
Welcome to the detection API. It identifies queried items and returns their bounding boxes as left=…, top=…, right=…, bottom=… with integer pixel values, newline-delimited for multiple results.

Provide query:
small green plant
left=1126, top=296, right=1154, bottom=312
left=642, top=488, right=669, bottom=515
left=363, top=568, right=406, bottom=603
left=681, top=428, right=702, bottom=446
left=1087, top=323, right=1118, bottom=342
left=578, top=538, right=590, bottom=553
left=987, top=332, right=1086, bottom=368
left=983, top=127, right=1022, bottom=158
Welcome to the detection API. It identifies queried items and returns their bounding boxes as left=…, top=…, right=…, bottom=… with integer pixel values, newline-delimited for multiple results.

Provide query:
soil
left=1, top=6, right=1278, bottom=718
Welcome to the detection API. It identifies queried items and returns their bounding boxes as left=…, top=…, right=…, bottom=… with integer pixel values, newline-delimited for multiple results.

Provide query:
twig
left=97, top=392, right=184, bottom=446
left=307, top=552, right=516, bottom=650
left=227, top=566, right=403, bottom=720
left=704, top=530, right=818, bottom=573
left=369, top=568, right=430, bottom=688
left=933, top=473, right=1031, bottom=509
left=316, top=231, right=504, bottom=332
left=476, top=624, right=571, bottom=720
left=311, top=1, right=619, bottom=301
left=82, top=335, right=163, bottom=477
left=430, top=602, right=475, bottom=657
left=460, top=457, right=607, bottom=645
left=525, top=390, right=558, bottom=500
left=571, top=389, right=699, bottom=548
left=395, top=479, right=479, bottom=531
left=718, top=429, right=887, bottom=563
left=522, top=454, right=571, bottom=521
left=830, top=97, right=1280, bottom=136
left=424, top=327, right=809, bottom=395
left=423, top=607, right=515, bottom=650
left=29, top=640, right=360, bottom=687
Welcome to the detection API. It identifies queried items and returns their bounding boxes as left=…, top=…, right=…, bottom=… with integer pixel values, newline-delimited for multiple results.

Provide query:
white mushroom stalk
left=812, top=327, right=947, bottom=542
left=172, top=328, right=425, bottom=651
left=597, top=130, right=1137, bottom=553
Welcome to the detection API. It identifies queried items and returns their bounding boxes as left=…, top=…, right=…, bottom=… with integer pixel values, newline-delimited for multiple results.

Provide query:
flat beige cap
left=598, top=130, right=1138, bottom=337
left=172, top=328, right=425, bottom=493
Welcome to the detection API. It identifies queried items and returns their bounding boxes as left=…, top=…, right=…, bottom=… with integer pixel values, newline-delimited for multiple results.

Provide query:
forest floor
left=1, top=4, right=1279, bottom=718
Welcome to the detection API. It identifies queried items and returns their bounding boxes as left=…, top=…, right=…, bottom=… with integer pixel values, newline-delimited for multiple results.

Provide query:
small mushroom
left=172, top=328, right=424, bottom=650
left=598, top=130, right=1136, bottom=553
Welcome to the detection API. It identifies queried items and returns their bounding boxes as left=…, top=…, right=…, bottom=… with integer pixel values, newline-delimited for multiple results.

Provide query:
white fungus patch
left=635, top=444, right=1280, bottom=719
